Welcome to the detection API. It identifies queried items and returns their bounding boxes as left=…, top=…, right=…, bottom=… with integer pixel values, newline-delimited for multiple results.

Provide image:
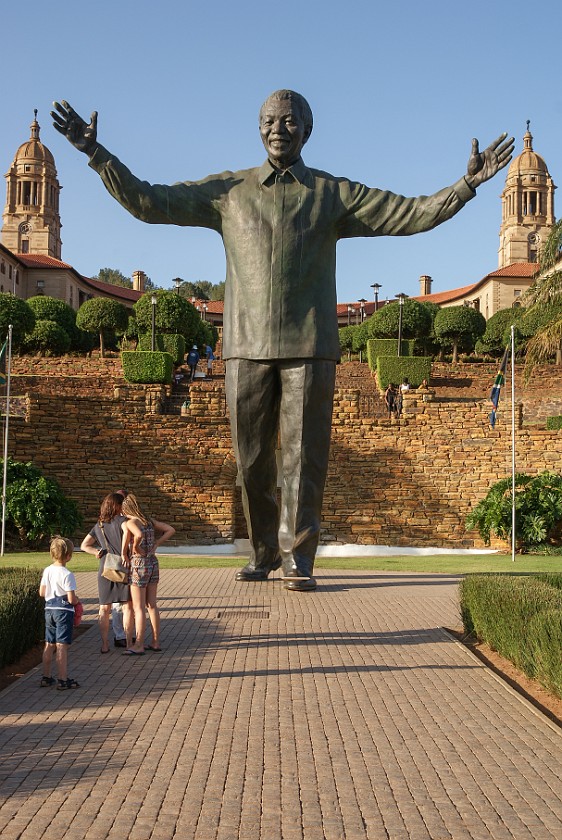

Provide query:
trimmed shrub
left=138, top=333, right=186, bottom=367
left=376, top=356, right=432, bottom=390
left=366, top=338, right=415, bottom=372
left=0, top=567, right=43, bottom=667
left=547, top=416, right=562, bottom=431
left=460, top=574, right=562, bottom=698
left=121, top=351, right=174, bottom=384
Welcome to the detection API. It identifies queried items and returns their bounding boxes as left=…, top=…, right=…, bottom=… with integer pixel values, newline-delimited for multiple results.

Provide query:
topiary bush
left=138, top=333, right=186, bottom=366
left=121, top=350, right=174, bottom=384
left=0, top=567, right=43, bottom=667
left=460, top=574, right=562, bottom=698
left=1, top=458, right=82, bottom=548
left=376, top=356, right=432, bottom=390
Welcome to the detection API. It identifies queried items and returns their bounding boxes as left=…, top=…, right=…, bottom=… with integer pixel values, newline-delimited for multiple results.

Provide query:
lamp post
left=173, top=277, right=181, bottom=294
left=358, top=298, right=367, bottom=323
left=395, top=292, right=408, bottom=357
left=371, top=282, right=382, bottom=312
left=202, top=303, right=208, bottom=322
left=347, top=305, right=354, bottom=326
left=151, top=293, right=157, bottom=352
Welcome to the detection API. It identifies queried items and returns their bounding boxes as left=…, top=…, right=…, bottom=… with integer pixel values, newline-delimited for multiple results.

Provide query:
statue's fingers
left=471, top=138, right=480, bottom=156
left=90, top=111, right=98, bottom=131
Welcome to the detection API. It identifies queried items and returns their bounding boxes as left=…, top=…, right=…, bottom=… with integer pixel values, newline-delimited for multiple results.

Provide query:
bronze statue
left=52, top=92, right=513, bottom=591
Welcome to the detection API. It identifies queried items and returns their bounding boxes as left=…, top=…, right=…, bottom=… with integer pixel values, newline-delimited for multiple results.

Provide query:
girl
left=121, top=494, right=175, bottom=655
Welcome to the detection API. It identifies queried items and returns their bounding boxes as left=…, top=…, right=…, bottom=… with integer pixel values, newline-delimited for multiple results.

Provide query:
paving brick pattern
left=1, top=569, right=561, bottom=839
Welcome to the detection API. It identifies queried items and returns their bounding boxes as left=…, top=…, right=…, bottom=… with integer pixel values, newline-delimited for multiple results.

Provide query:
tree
left=134, top=290, right=201, bottom=343
left=1, top=457, right=82, bottom=548
left=22, top=320, right=71, bottom=355
left=433, top=306, right=486, bottom=363
left=521, top=223, right=562, bottom=377
left=0, top=294, right=35, bottom=349
left=76, top=297, right=129, bottom=357
left=210, top=281, right=226, bottom=301
left=94, top=267, right=133, bottom=288
left=365, top=299, right=432, bottom=341
left=338, top=326, right=355, bottom=359
left=477, top=308, right=522, bottom=357
left=25, top=295, right=88, bottom=353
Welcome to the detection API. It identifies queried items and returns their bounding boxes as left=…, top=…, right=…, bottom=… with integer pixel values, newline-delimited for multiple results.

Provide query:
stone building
left=341, top=124, right=557, bottom=320
left=1, top=111, right=143, bottom=310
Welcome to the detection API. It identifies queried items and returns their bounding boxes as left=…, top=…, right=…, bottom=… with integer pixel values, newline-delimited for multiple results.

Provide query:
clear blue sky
left=2, top=0, right=560, bottom=304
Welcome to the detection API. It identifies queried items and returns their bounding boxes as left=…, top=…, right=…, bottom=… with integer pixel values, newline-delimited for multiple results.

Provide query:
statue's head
left=259, top=90, right=313, bottom=169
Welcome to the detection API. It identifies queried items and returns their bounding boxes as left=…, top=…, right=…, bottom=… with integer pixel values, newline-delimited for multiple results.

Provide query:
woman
left=120, top=494, right=175, bottom=655
left=81, top=493, right=134, bottom=654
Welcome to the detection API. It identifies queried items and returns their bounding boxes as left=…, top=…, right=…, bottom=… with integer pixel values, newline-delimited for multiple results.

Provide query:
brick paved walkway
left=1, top=568, right=561, bottom=839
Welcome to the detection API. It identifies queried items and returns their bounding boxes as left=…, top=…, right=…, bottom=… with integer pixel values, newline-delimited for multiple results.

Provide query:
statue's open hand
left=466, top=133, right=514, bottom=189
left=51, top=100, right=98, bottom=156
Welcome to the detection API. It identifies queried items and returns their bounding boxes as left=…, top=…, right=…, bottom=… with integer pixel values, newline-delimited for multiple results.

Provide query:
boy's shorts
left=45, top=609, right=74, bottom=645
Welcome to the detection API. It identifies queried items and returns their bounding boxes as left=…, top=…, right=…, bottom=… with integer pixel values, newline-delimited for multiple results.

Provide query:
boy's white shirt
left=41, top=563, right=77, bottom=605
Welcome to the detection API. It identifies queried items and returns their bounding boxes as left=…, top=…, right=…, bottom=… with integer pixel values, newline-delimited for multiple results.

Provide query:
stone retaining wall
left=5, top=357, right=562, bottom=550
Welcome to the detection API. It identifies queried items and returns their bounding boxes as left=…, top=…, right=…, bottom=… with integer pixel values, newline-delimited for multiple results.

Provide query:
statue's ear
left=302, top=126, right=312, bottom=146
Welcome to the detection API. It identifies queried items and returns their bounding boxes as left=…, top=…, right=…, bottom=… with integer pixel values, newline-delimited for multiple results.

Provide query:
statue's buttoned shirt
left=89, top=148, right=475, bottom=361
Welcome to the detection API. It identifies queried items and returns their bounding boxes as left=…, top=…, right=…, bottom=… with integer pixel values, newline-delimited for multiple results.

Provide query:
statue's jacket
left=89, top=148, right=475, bottom=362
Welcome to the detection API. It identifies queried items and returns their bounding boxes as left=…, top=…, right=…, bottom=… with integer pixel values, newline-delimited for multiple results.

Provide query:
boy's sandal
left=57, top=678, right=80, bottom=690
left=40, top=676, right=56, bottom=687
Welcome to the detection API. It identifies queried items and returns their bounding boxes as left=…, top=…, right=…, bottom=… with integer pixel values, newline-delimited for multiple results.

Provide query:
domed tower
left=498, top=122, right=555, bottom=268
left=2, top=110, right=62, bottom=259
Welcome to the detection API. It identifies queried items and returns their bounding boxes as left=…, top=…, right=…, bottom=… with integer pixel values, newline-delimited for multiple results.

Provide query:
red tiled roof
left=484, top=262, right=537, bottom=278
left=16, top=254, right=73, bottom=269
left=189, top=298, right=224, bottom=313
left=82, top=276, right=142, bottom=302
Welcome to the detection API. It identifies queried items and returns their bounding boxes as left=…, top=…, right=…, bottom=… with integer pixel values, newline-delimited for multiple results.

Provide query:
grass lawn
left=1, top=551, right=561, bottom=575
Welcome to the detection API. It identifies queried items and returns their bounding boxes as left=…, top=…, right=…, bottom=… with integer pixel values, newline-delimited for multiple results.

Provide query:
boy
left=39, top=536, right=80, bottom=690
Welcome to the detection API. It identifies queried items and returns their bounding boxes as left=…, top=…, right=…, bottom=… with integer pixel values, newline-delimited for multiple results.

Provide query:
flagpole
left=1, top=325, right=13, bottom=557
left=511, top=325, right=516, bottom=563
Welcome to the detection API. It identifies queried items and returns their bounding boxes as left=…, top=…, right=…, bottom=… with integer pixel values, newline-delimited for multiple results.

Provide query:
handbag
left=99, top=523, right=129, bottom=584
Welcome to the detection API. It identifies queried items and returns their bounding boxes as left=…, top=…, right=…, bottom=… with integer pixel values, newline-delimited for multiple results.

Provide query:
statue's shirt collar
left=258, top=158, right=313, bottom=188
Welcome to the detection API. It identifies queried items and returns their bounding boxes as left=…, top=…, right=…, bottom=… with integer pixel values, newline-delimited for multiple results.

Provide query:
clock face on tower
left=528, top=232, right=540, bottom=245
left=18, top=221, right=33, bottom=235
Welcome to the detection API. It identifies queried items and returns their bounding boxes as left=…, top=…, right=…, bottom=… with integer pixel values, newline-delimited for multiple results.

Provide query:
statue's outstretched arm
left=51, top=100, right=98, bottom=156
left=465, top=133, right=514, bottom=190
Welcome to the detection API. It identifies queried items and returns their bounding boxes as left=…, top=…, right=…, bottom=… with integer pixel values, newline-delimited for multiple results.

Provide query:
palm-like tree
left=522, top=219, right=562, bottom=378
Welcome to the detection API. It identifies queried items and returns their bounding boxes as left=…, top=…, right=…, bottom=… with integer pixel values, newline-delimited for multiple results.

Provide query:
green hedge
left=138, top=333, right=186, bottom=367
left=460, top=574, right=562, bottom=699
left=121, top=351, right=174, bottom=384
left=366, top=338, right=415, bottom=372
left=547, top=415, right=562, bottom=431
left=376, top=356, right=432, bottom=390
left=0, top=567, right=43, bottom=668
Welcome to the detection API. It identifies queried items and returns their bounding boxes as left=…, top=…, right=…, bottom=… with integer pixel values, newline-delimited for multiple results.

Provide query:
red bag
left=73, top=602, right=84, bottom=627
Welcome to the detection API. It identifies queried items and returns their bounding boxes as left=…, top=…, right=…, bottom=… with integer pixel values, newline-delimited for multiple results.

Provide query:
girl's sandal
left=57, top=678, right=80, bottom=690
left=40, top=676, right=56, bottom=687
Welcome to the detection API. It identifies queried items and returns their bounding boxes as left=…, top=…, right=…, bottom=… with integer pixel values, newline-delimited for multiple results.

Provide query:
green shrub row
left=460, top=574, right=562, bottom=699
left=0, top=567, right=43, bottom=668
left=137, top=333, right=186, bottom=367
left=547, top=415, right=562, bottom=431
left=121, top=350, right=174, bottom=384
left=376, top=356, right=432, bottom=390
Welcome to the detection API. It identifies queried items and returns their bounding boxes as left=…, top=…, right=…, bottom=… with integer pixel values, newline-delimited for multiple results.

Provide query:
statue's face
left=259, top=98, right=310, bottom=169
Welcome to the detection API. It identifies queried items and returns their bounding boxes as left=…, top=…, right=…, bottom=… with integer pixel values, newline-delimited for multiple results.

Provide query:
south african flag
left=489, top=345, right=510, bottom=429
